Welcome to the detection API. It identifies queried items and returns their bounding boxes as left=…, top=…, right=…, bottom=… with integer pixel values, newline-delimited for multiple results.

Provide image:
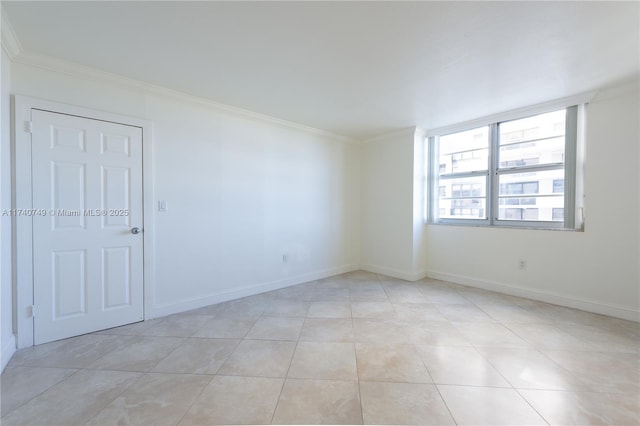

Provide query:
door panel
left=52, top=162, right=86, bottom=229
left=101, top=167, right=131, bottom=228
left=52, top=249, right=87, bottom=319
left=102, top=246, right=131, bottom=310
left=32, top=109, right=144, bottom=344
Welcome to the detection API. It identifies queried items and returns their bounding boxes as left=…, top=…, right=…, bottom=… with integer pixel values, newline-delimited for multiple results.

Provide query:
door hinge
left=29, top=305, right=36, bottom=318
left=24, top=121, right=33, bottom=133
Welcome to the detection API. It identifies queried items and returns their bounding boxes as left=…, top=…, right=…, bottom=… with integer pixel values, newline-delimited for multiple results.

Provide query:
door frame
left=13, top=95, right=155, bottom=349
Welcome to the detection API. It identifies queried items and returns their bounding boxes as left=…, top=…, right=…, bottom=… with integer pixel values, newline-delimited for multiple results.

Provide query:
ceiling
left=3, top=1, right=638, bottom=140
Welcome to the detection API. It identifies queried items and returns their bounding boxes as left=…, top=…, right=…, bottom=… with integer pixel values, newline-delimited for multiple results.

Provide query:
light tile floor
left=2, top=271, right=639, bottom=425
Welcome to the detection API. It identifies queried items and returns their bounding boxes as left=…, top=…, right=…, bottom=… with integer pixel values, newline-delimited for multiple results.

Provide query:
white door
left=31, top=109, right=144, bottom=344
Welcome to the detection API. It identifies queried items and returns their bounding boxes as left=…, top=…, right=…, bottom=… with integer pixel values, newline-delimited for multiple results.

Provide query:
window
left=552, top=208, right=564, bottom=221
left=553, top=179, right=564, bottom=193
left=427, top=103, right=584, bottom=229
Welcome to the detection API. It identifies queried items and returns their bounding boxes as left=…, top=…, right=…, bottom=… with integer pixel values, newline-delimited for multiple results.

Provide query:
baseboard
left=1, top=334, right=16, bottom=372
left=425, top=269, right=640, bottom=322
left=149, top=264, right=359, bottom=318
left=360, top=264, right=426, bottom=282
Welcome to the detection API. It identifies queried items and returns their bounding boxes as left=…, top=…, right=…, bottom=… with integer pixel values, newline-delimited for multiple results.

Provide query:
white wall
left=1, top=47, right=15, bottom=369
left=360, top=127, right=426, bottom=281
left=10, top=60, right=361, bottom=326
left=425, top=82, right=640, bottom=321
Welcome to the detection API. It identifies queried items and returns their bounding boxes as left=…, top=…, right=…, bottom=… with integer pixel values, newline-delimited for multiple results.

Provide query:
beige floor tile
left=416, top=345, right=510, bottom=387
left=360, top=381, right=455, bottom=425
left=520, top=389, right=640, bottom=425
left=217, top=339, right=296, bottom=377
left=559, top=323, right=640, bottom=353
left=478, top=347, right=591, bottom=391
left=245, top=316, right=304, bottom=340
left=353, top=319, right=412, bottom=344
left=151, top=338, right=239, bottom=374
left=262, top=300, right=310, bottom=317
left=272, top=378, right=362, bottom=424
left=426, top=293, right=472, bottom=305
left=288, top=342, right=357, bottom=380
left=504, top=322, right=597, bottom=351
left=351, top=302, right=396, bottom=319
left=382, top=282, right=422, bottom=291
left=0, top=369, right=140, bottom=426
left=349, top=281, right=384, bottom=291
left=191, top=316, right=256, bottom=339
left=8, top=334, right=130, bottom=369
left=87, top=373, right=210, bottom=426
left=355, top=343, right=431, bottom=383
left=89, top=336, right=183, bottom=372
left=311, top=288, right=351, bottom=302
left=268, top=287, right=315, bottom=302
left=292, top=281, right=319, bottom=292
left=0, top=366, right=77, bottom=415
left=179, top=375, right=283, bottom=425
left=436, top=304, right=496, bottom=323
left=299, top=318, right=355, bottom=342
left=316, top=278, right=350, bottom=289
left=457, top=288, right=522, bottom=306
left=418, top=278, right=459, bottom=290
left=349, top=287, right=388, bottom=302
left=3, top=274, right=636, bottom=426
left=543, top=349, right=640, bottom=394
left=419, top=287, right=471, bottom=305
left=580, top=315, right=640, bottom=338
left=143, top=314, right=211, bottom=337
left=529, top=303, right=622, bottom=328
left=307, top=302, right=352, bottom=318
left=438, top=384, right=547, bottom=425
left=211, top=298, right=266, bottom=319
left=406, top=320, right=471, bottom=346
left=452, top=321, right=530, bottom=347
left=349, top=270, right=379, bottom=280
left=385, top=289, right=431, bottom=303
left=94, top=319, right=164, bottom=336
left=393, top=303, right=448, bottom=321
left=475, top=303, right=551, bottom=324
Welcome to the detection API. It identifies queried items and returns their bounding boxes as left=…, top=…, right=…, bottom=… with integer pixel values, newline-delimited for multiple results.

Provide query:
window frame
left=426, top=95, right=590, bottom=230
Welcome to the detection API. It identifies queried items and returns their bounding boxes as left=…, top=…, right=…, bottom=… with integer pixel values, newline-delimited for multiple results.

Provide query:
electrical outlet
left=518, top=259, right=527, bottom=270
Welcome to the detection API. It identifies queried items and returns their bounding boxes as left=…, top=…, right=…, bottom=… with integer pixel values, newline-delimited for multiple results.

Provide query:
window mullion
left=428, top=136, right=439, bottom=223
left=439, top=171, right=489, bottom=180
left=496, top=163, right=564, bottom=175
left=564, top=106, right=578, bottom=229
left=488, top=122, right=499, bottom=225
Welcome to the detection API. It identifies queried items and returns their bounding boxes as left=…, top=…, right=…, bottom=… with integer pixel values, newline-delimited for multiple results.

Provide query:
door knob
left=131, top=227, right=142, bottom=234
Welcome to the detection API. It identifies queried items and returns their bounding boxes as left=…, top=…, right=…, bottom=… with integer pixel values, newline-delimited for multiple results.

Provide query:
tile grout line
left=0, top=367, right=82, bottom=419
left=352, top=276, right=365, bottom=425
left=269, top=317, right=302, bottom=425
left=173, top=373, right=216, bottom=426
left=415, top=339, right=459, bottom=425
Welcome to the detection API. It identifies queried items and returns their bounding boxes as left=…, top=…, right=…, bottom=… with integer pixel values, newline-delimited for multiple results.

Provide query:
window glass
left=438, top=176, right=487, bottom=220
left=499, top=110, right=566, bottom=168
left=439, top=127, right=489, bottom=175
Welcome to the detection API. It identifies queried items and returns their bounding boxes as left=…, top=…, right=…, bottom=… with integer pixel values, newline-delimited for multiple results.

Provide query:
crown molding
left=361, top=126, right=417, bottom=144
left=1, top=10, right=22, bottom=59
left=11, top=50, right=359, bottom=144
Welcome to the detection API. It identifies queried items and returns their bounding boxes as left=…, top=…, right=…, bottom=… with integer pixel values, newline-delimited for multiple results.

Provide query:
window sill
left=426, top=221, right=584, bottom=232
